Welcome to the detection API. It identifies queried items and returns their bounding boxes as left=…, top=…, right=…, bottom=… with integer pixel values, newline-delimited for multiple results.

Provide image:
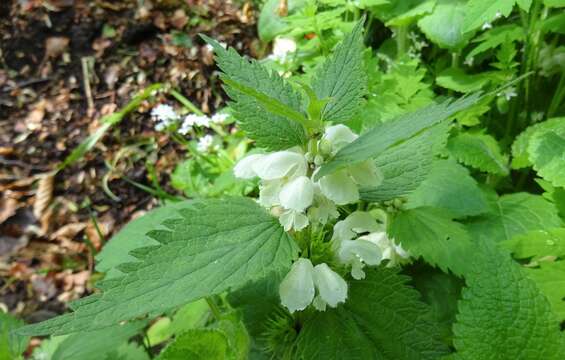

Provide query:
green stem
left=206, top=297, right=222, bottom=320
left=170, top=89, right=204, bottom=116
left=547, top=72, right=565, bottom=117
left=395, top=25, right=408, bottom=58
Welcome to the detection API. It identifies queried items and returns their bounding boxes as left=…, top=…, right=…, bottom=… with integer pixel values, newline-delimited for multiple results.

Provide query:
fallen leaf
left=45, top=36, right=70, bottom=59
left=33, top=172, right=55, bottom=221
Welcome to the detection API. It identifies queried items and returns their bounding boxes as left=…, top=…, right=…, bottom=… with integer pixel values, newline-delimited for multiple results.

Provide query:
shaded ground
left=0, top=0, right=258, bottom=331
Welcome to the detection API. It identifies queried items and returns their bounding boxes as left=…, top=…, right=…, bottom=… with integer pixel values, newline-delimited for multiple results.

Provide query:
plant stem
left=395, top=25, right=408, bottom=58
left=206, top=297, right=222, bottom=320
left=170, top=89, right=204, bottom=116
left=548, top=72, right=565, bottom=117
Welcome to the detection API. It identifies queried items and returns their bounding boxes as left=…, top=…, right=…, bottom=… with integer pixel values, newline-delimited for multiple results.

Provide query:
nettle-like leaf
left=466, top=24, right=525, bottom=62
left=201, top=36, right=307, bottom=151
left=406, top=159, right=489, bottom=218
left=360, top=121, right=449, bottom=202
left=295, top=268, right=449, bottom=359
left=418, top=0, right=474, bottom=50
left=19, top=198, right=298, bottom=336
left=156, top=329, right=229, bottom=360
left=466, top=192, right=563, bottom=243
left=447, top=132, right=509, bottom=176
left=528, top=131, right=565, bottom=188
left=512, top=117, right=565, bottom=169
left=312, top=17, right=367, bottom=123
left=435, top=68, right=491, bottom=93
left=452, top=242, right=564, bottom=359
left=462, top=0, right=527, bottom=33
left=315, top=93, right=482, bottom=180
left=390, top=207, right=474, bottom=277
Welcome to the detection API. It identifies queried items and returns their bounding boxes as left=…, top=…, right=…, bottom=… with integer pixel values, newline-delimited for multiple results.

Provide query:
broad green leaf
left=258, top=0, right=307, bottom=42
left=462, top=0, right=517, bottom=33
left=312, top=18, right=367, bottom=123
left=105, top=343, right=150, bottom=360
left=502, top=228, right=565, bottom=260
left=418, top=0, right=475, bottom=50
left=406, top=159, right=489, bottom=218
left=96, top=201, right=191, bottom=279
left=31, top=335, right=68, bottom=360
left=544, top=0, right=565, bottom=7
left=19, top=198, right=298, bottom=336
left=373, top=0, right=435, bottom=23
left=0, top=311, right=28, bottom=360
left=50, top=322, right=144, bottom=360
left=211, top=311, right=250, bottom=360
left=296, top=269, right=449, bottom=359
left=466, top=193, right=563, bottom=243
left=436, top=68, right=491, bottom=93
left=511, top=117, right=565, bottom=169
left=202, top=36, right=307, bottom=151
left=315, top=93, right=481, bottom=180
left=524, top=261, right=565, bottom=323
left=156, top=329, right=229, bottom=360
left=528, top=131, right=565, bottom=187
left=390, top=207, right=474, bottom=276
left=466, top=24, right=525, bottom=61
left=386, top=0, right=436, bottom=27
left=360, top=122, right=448, bottom=202
left=542, top=12, right=565, bottom=34
left=452, top=243, right=564, bottom=359
left=447, top=132, right=509, bottom=175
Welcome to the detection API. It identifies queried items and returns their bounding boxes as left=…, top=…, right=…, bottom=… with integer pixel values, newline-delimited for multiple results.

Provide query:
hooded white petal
left=337, top=239, right=382, bottom=266
left=348, top=160, right=384, bottom=187
left=332, top=211, right=380, bottom=243
left=279, top=209, right=309, bottom=232
left=308, top=193, right=339, bottom=225
left=259, top=180, right=283, bottom=207
left=359, top=232, right=410, bottom=267
left=279, top=258, right=315, bottom=313
left=323, top=124, right=358, bottom=153
left=318, top=170, right=359, bottom=205
left=279, top=176, right=314, bottom=212
left=313, top=263, right=348, bottom=308
left=252, top=151, right=308, bottom=180
left=234, top=154, right=264, bottom=179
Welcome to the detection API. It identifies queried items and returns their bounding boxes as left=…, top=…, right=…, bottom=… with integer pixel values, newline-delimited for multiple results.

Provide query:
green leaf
left=462, top=0, right=517, bottom=33
left=156, top=329, right=229, bottom=360
left=390, top=207, right=474, bottom=276
left=202, top=35, right=307, bottom=151
left=524, top=261, right=565, bottom=323
left=447, top=132, right=509, bottom=176
left=544, top=0, right=565, bottom=7
left=50, top=322, right=144, bottom=360
left=543, top=12, right=565, bottom=34
left=0, top=311, right=28, bottom=360
left=360, top=121, right=449, bottom=202
left=106, top=343, right=150, bottom=360
left=435, top=68, right=491, bottom=93
left=466, top=24, right=525, bottom=61
left=95, top=201, right=191, bottom=279
left=315, top=93, right=482, bottom=180
left=19, top=198, right=298, bottom=336
left=511, top=117, right=565, bottom=169
left=312, top=18, right=367, bottom=123
left=418, top=0, right=475, bottom=50
left=406, top=159, right=489, bottom=218
left=528, top=131, right=565, bottom=187
left=502, top=228, right=565, bottom=261
left=452, top=243, right=564, bottom=359
left=296, top=269, right=449, bottom=359
left=466, top=193, right=563, bottom=243
left=258, top=0, right=306, bottom=42
left=385, top=0, right=436, bottom=27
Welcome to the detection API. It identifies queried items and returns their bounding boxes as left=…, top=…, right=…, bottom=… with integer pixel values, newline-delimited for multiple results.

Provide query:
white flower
left=308, top=186, right=339, bottom=225
left=279, top=259, right=347, bottom=313
left=494, top=11, right=502, bottom=20
left=337, top=239, right=382, bottom=279
left=184, top=114, right=211, bottom=128
left=464, top=56, right=474, bottom=67
left=268, top=37, right=297, bottom=63
left=332, top=211, right=380, bottom=243
left=211, top=113, right=229, bottom=124
left=318, top=170, right=360, bottom=205
left=250, top=150, right=308, bottom=180
left=197, top=134, right=214, bottom=153
left=498, top=86, right=517, bottom=101
left=233, top=154, right=264, bottom=179
left=322, top=124, right=358, bottom=155
left=482, top=22, right=492, bottom=30
left=178, top=119, right=192, bottom=135
left=358, top=232, right=410, bottom=267
left=279, top=176, right=314, bottom=212
left=151, top=104, right=178, bottom=123
left=279, top=209, right=309, bottom=232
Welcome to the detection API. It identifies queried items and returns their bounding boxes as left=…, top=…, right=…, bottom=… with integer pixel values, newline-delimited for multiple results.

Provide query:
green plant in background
left=6, top=0, right=565, bottom=359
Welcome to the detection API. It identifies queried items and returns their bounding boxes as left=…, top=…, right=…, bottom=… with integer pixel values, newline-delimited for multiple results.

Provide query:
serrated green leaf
left=524, top=261, right=565, bottom=323
left=19, top=198, right=298, bottom=336
left=452, top=243, right=564, bottom=359
left=156, top=329, right=229, bottom=360
left=0, top=311, right=28, bottom=360
left=502, top=228, right=565, bottom=260
left=390, top=207, right=474, bottom=276
left=466, top=193, right=563, bottom=243
left=106, top=343, right=150, bottom=360
left=96, top=201, right=191, bottom=279
left=528, top=131, right=565, bottom=187
left=315, top=93, right=481, bottom=180
left=406, top=159, right=489, bottom=218
left=462, top=0, right=517, bottom=33
left=418, top=0, right=475, bottom=50
left=202, top=35, right=307, bottom=151
left=296, top=269, right=449, bottom=359
left=312, top=18, right=367, bottom=123
left=466, top=24, right=525, bottom=61
left=447, top=132, right=509, bottom=175
left=360, top=122, right=448, bottom=202
left=511, top=117, right=565, bottom=169
left=436, top=68, right=491, bottom=93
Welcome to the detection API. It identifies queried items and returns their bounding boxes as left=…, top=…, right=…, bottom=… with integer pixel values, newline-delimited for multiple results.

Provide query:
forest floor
left=0, top=0, right=258, bottom=329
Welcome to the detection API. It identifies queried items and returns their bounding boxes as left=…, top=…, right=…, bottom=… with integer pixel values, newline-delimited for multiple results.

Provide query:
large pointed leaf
left=19, top=198, right=298, bottom=336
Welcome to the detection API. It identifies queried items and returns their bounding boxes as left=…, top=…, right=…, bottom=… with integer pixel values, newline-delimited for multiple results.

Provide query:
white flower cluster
left=151, top=104, right=179, bottom=131
left=333, top=212, right=409, bottom=280
left=178, top=113, right=229, bottom=135
left=267, top=37, right=297, bottom=64
left=234, top=124, right=383, bottom=232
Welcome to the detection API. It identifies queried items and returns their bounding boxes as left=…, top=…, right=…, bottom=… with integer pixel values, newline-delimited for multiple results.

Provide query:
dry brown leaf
left=0, top=195, right=20, bottom=224
left=33, top=172, right=55, bottom=221
left=50, top=222, right=87, bottom=242
left=171, top=9, right=188, bottom=29
left=25, top=99, right=47, bottom=131
left=45, top=36, right=70, bottom=59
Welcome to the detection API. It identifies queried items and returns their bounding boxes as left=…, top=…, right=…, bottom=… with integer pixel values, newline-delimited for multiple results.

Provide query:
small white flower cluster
left=234, top=124, right=382, bottom=232
left=178, top=113, right=229, bottom=135
left=333, top=212, right=409, bottom=280
left=151, top=104, right=179, bottom=131
left=267, top=37, right=297, bottom=64
left=498, top=86, right=518, bottom=101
